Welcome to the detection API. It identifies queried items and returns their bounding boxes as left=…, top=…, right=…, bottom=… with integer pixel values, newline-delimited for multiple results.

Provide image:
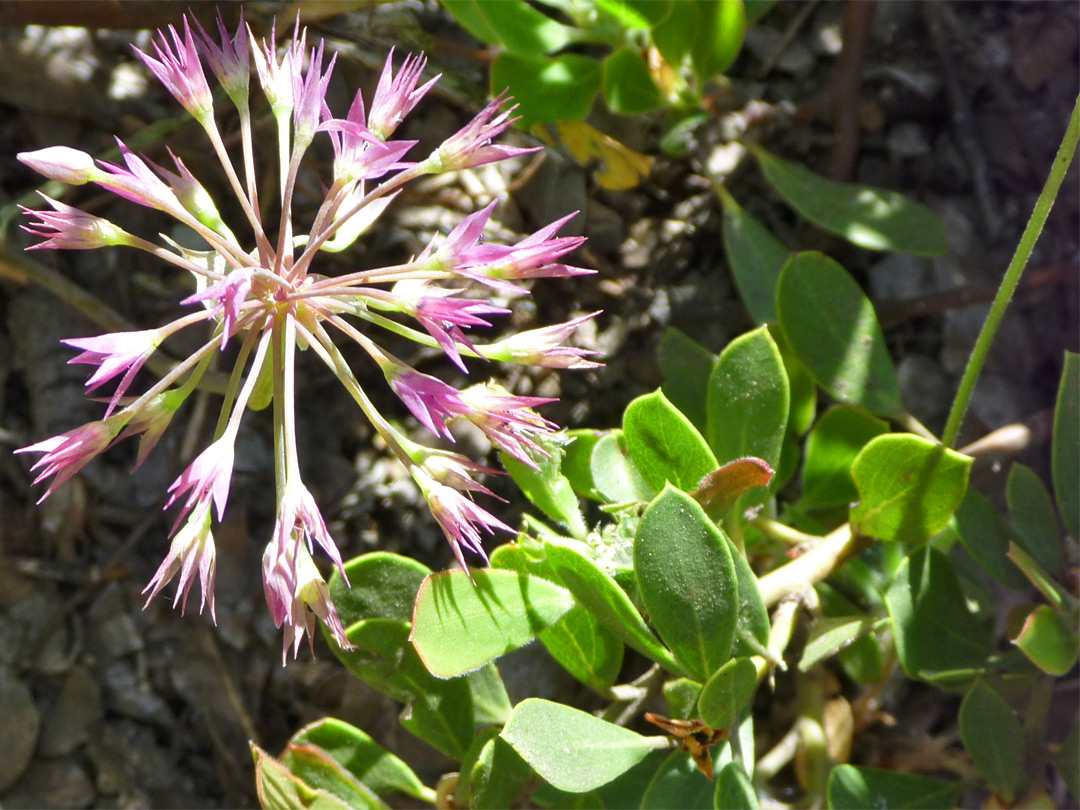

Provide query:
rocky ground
left=0, top=1, right=1076, bottom=807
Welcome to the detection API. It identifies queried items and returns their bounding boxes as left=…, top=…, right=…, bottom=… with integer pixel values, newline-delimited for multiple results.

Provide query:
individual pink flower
left=193, top=9, right=250, bottom=106
left=419, top=449, right=501, bottom=497
left=165, top=437, right=235, bottom=525
left=274, top=481, right=347, bottom=576
left=250, top=18, right=299, bottom=115
left=367, top=50, right=439, bottom=140
left=430, top=93, right=538, bottom=172
left=17, top=146, right=97, bottom=185
left=321, top=104, right=416, bottom=183
left=16, top=417, right=126, bottom=503
left=482, top=312, right=602, bottom=369
left=413, top=468, right=511, bottom=572
left=20, top=194, right=132, bottom=251
left=394, top=281, right=508, bottom=371
left=143, top=506, right=217, bottom=621
left=387, top=369, right=470, bottom=439
left=64, top=329, right=164, bottom=417
left=456, top=384, right=556, bottom=467
left=133, top=17, right=214, bottom=121
left=95, top=139, right=184, bottom=215
left=292, top=39, right=336, bottom=148
left=419, top=199, right=497, bottom=272
left=182, top=269, right=254, bottom=349
left=262, top=534, right=351, bottom=661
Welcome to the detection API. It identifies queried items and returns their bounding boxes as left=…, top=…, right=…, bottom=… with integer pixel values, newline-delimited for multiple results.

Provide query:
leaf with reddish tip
left=691, top=457, right=774, bottom=519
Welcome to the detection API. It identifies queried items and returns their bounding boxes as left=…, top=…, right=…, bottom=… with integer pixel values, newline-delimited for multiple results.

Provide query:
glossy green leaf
left=635, top=485, right=738, bottom=681
left=777, top=252, right=901, bottom=416
left=851, top=434, right=972, bottom=543
left=544, top=541, right=684, bottom=673
left=1007, top=463, right=1064, bottom=579
left=442, top=0, right=576, bottom=54
left=468, top=663, right=513, bottom=726
left=1053, top=352, right=1079, bottom=537
left=770, top=325, right=817, bottom=436
left=540, top=604, right=625, bottom=693
left=698, top=657, right=757, bottom=730
left=334, top=618, right=477, bottom=758
left=716, top=760, right=760, bottom=810
left=289, top=719, right=427, bottom=801
left=411, top=569, right=574, bottom=678
left=1013, top=604, right=1078, bottom=676
left=1053, top=723, right=1079, bottom=805
left=650, top=0, right=695, bottom=68
left=885, top=547, right=993, bottom=685
left=1007, top=542, right=1071, bottom=613
left=718, top=186, right=791, bottom=324
left=707, top=326, right=790, bottom=475
left=561, top=429, right=603, bottom=500
left=604, top=48, right=664, bottom=114
left=752, top=147, right=948, bottom=256
left=278, top=744, right=388, bottom=810
left=690, top=0, right=745, bottom=81
left=960, top=680, right=1025, bottom=802
left=799, top=615, right=881, bottom=673
left=500, top=698, right=668, bottom=792
left=253, top=744, right=357, bottom=810
left=800, top=407, right=889, bottom=511
left=659, top=326, right=718, bottom=434
left=491, top=53, right=602, bottom=127
left=501, top=441, right=587, bottom=539
left=728, top=539, right=771, bottom=659
left=946, top=488, right=1027, bottom=589
left=663, top=678, right=703, bottom=720
left=329, top=552, right=431, bottom=628
left=816, top=584, right=885, bottom=684
left=827, top=764, right=960, bottom=810
left=595, top=0, right=672, bottom=28
left=591, top=431, right=655, bottom=504
left=641, top=751, right=714, bottom=808
left=457, top=728, right=534, bottom=810
left=625, top=389, right=718, bottom=493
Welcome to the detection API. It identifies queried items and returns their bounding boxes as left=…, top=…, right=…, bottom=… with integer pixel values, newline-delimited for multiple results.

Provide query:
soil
left=0, top=2, right=1076, bottom=808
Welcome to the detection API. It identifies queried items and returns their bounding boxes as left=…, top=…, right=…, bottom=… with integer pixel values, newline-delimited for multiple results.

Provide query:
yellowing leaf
left=535, top=121, right=654, bottom=190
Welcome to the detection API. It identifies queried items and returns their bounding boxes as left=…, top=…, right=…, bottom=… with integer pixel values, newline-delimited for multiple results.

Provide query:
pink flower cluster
left=16, top=12, right=599, bottom=661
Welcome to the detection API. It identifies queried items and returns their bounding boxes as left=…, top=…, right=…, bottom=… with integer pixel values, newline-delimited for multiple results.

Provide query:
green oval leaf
left=278, top=744, right=389, bottom=810
left=411, top=569, right=575, bottom=678
left=959, top=680, right=1025, bottom=803
left=561, top=429, right=603, bottom=500
left=706, top=325, right=790, bottom=472
left=625, top=389, right=718, bottom=493
left=777, top=252, right=901, bottom=417
left=1007, top=463, right=1065, bottom=579
left=640, top=751, right=714, bottom=808
left=329, top=552, right=431, bottom=628
left=1013, top=604, right=1078, bottom=676
left=501, top=439, right=587, bottom=539
left=827, top=764, right=961, bottom=810
left=456, top=729, right=534, bottom=810
left=752, top=147, right=948, bottom=256
left=635, top=485, right=738, bottom=681
left=884, top=547, right=993, bottom=685
left=663, top=678, right=703, bottom=720
left=798, top=615, right=880, bottom=673
left=659, top=326, right=718, bottom=434
left=491, top=53, right=602, bottom=127
left=718, top=186, right=792, bottom=325
left=591, top=430, right=655, bottom=504
left=544, top=541, right=684, bottom=674
left=716, top=761, right=760, bottom=810
left=799, top=406, right=889, bottom=511
left=500, top=698, right=668, bottom=792
left=603, top=48, right=664, bottom=114
left=540, top=605, right=625, bottom=693
left=253, top=744, right=356, bottom=810
left=443, top=0, right=576, bottom=54
left=728, top=539, right=771, bottom=659
left=850, top=434, right=972, bottom=543
left=1053, top=352, right=1079, bottom=537
left=946, top=488, right=1027, bottom=589
left=698, top=657, right=757, bottom=730
left=289, top=719, right=428, bottom=801
left=690, top=0, right=745, bottom=80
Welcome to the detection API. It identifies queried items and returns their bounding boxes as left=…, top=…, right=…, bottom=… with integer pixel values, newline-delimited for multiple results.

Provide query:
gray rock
left=868, top=252, right=927, bottom=302
left=88, top=584, right=143, bottom=658
left=887, top=122, right=931, bottom=158
left=897, top=355, right=952, bottom=426
left=38, top=666, right=103, bottom=756
left=0, top=677, right=40, bottom=792
left=3, top=759, right=95, bottom=809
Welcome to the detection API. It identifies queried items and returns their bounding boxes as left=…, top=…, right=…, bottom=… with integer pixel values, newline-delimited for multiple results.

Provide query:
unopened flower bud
left=18, top=146, right=98, bottom=185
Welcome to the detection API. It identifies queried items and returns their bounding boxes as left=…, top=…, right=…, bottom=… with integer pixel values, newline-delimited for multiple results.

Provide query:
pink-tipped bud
left=18, top=147, right=97, bottom=185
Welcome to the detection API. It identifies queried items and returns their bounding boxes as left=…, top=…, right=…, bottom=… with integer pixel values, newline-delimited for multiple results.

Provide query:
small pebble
left=38, top=666, right=102, bottom=757
left=0, top=677, right=40, bottom=792
left=887, top=122, right=931, bottom=158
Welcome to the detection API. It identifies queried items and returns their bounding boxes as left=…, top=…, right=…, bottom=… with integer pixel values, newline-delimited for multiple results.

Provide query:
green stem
left=942, top=93, right=1080, bottom=448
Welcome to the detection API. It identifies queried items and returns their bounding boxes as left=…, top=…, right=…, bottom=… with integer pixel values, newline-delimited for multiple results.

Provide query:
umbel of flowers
left=16, top=12, right=598, bottom=660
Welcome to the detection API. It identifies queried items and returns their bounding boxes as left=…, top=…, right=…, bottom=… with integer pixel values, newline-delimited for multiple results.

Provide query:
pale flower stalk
left=16, top=11, right=598, bottom=660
